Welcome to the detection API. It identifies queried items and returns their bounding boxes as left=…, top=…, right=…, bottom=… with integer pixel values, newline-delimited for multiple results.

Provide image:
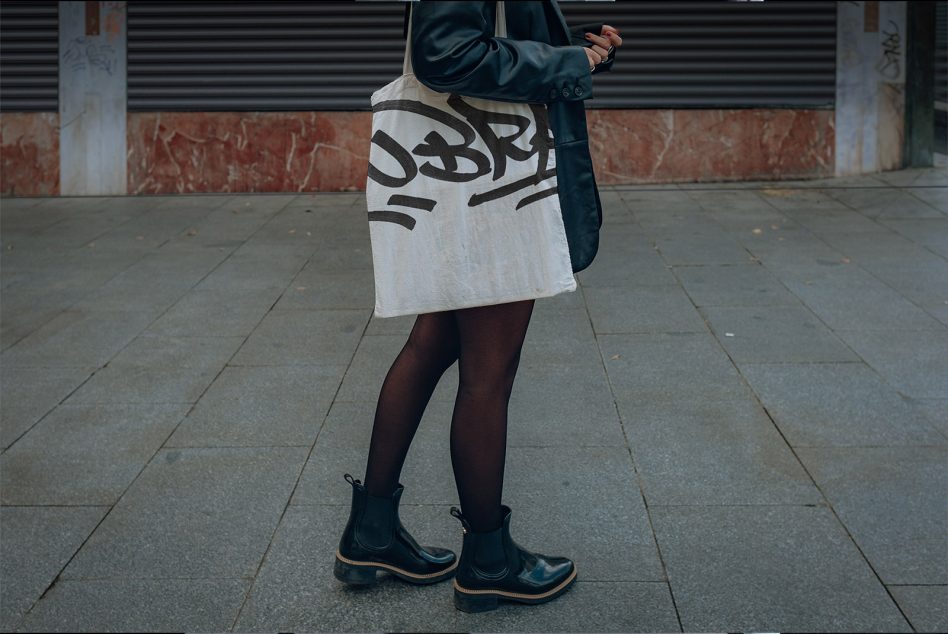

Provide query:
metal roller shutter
left=936, top=0, right=946, bottom=153
left=559, top=0, right=836, bottom=108
left=127, top=0, right=405, bottom=111
left=937, top=1, right=946, bottom=105
left=0, top=0, right=59, bottom=112
left=127, top=0, right=836, bottom=112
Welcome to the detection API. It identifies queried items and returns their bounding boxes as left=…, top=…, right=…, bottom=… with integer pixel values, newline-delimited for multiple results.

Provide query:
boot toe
left=421, top=545, right=457, bottom=566
left=537, top=554, right=575, bottom=586
left=553, top=557, right=575, bottom=581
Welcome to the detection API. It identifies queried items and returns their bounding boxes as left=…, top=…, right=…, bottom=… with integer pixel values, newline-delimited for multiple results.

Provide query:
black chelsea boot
left=449, top=504, right=578, bottom=612
left=333, top=473, right=458, bottom=585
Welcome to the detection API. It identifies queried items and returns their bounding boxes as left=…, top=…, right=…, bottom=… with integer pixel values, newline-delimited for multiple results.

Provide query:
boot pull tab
left=344, top=473, right=361, bottom=486
left=450, top=506, right=471, bottom=533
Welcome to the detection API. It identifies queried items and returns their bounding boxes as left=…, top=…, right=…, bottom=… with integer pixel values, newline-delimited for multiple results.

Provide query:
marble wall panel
left=126, top=111, right=371, bottom=194
left=586, top=108, right=835, bottom=185
left=125, top=108, right=834, bottom=194
left=0, top=112, right=60, bottom=197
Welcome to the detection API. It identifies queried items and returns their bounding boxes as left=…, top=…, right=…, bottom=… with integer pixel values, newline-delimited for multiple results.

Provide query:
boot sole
left=453, top=566, right=578, bottom=612
left=334, top=549, right=459, bottom=585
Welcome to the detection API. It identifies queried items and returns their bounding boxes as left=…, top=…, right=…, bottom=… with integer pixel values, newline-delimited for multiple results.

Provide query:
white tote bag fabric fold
left=365, top=0, right=577, bottom=318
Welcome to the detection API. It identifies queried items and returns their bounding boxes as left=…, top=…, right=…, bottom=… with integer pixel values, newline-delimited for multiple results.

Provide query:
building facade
left=1, top=0, right=944, bottom=196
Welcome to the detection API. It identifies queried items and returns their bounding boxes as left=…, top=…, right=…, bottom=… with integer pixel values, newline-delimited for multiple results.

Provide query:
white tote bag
left=366, top=0, right=577, bottom=318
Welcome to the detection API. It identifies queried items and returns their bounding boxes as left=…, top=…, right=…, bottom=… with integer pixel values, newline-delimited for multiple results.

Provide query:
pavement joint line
left=657, top=217, right=919, bottom=631
left=1, top=176, right=945, bottom=630
left=1, top=192, right=307, bottom=628
left=228, top=289, right=373, bottom=632
left=578, top=278, right=683, bottom=628
left=819, top=184, right=948, bottom=265
left=730, top=190, right=925, bottom=368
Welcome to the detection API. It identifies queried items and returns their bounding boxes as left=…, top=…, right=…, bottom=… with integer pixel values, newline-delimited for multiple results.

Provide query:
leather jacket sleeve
left=408, top=0, right=594, bottom=104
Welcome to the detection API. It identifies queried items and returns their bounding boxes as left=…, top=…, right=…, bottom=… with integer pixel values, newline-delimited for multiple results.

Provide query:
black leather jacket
left=405, top=0, right=616, bottom=273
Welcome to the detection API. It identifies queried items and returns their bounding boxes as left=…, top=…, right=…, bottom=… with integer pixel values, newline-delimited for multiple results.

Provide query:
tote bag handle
left=403, top=1, right=507, bottom=76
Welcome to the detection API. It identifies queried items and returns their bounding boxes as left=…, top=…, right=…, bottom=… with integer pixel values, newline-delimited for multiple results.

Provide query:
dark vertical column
left=903, top=0, right=936, bottom=167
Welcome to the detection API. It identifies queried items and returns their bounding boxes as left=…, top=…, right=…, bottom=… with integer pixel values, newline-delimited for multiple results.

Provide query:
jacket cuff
left=545, top=46, right=594, bottom=102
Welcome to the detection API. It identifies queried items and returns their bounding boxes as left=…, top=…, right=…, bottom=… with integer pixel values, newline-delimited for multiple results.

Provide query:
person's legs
left=450, top=299, right=535, bottom=533
left=363, top=310, right=461, bottom=498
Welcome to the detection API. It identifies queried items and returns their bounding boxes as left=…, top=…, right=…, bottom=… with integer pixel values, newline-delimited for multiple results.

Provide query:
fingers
left=584, top=31, right=610, bottom=49
left=583, top=32, right=612, bottom=59
left=582, top=47, right=603, bottom=69
left=600, top=24, right=623, bottom=47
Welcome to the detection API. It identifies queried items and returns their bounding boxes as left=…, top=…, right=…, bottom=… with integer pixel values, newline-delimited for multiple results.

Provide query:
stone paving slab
left=616, top=397, right=821, bottom=505
left=65, top=334, right=244, bottom=404
left=0, top=365, right=93, bottom=450
left=833, top=329, right=948, bottom=399
left=234, top=505, right=679, bottom=633
left=61, top=446, right=308, bottom=580
left=905, top=397, right=948, bottom=438
left=739, top=362, right=947, bottom=447
left=166, top=364, right=348, bottom=447
left=825, top=187, right=944, bottom=219
left=650, top=505, right=912, bottom=633
left=293, top=443, right=665, bottom=584
left=0, top=289, right=91, bottom=352
left=651, top=228, right=757, bottom=266
left=795, top=446, right=948, bottom=585
left=855, top=257, right=948, bottom=306
left=755, top=187, right=854, bottom=214
left=574, top=226, right=679, bottom=288
left=903, top=186, right=948, bottom=212
left=878, top=217, right=948, bottom=258
left=13, top=578, right=251, bottom=634
left=0, top=308, right=161, bottom=369
left=344, top=308, right=603, bottom=404
left=191, top=241, right=315, bottom=293
left=275, top=269, right=376, bottom=311
left=873, top=166, right=948, bottom=188
left=583, top=284, right=707, bottom=334
left=700, top=304, right=862, bottom=363
left=69, top=248, right=232, bottom=312
left=507, top=363, right=627, bottom=447
left=0, top=506, right=108, bottom=632
left=888, top=585, right=948, bottom=633
left=143, top=287, right=282, bottom=338
left=673, top=262, right=800, bottom=307
left=598, top=332, right=755, bottom=403
left=739, top=228, right=849, bottom=268
left=1, top=169, right=945, bottom=632
left=1, top=247, right=144, bottom=296
left=229, top=308, right=369, bottom=367
left=0, top=402, right=190, bottom=505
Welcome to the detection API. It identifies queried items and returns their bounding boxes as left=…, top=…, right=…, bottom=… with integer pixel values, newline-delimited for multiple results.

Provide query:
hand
left=582, top=46, right=602, bottom=71
left=583, top=25, right=622, bottom=70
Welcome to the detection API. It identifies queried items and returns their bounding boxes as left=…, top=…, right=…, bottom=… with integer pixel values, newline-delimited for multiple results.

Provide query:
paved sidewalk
left=1, top=167, right=946, bottom=633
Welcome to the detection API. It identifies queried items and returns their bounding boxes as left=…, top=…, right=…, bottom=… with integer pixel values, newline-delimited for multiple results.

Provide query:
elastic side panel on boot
left=470, top=527, right=508, bottom=576
left=355, top=490, right=397, bottom=551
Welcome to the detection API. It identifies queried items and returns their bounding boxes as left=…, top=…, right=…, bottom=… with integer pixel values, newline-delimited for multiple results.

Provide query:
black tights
left=362, top=299, right=535, bottom=533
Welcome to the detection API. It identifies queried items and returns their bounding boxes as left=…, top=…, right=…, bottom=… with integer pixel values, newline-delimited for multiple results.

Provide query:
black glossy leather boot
left=449, top=504, right=577, bottom=612
left=333, top=473, right=458, bottom=585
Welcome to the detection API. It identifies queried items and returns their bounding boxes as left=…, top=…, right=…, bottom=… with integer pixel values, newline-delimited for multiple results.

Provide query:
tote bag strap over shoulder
left=403, top=0, right=507, bottom=76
